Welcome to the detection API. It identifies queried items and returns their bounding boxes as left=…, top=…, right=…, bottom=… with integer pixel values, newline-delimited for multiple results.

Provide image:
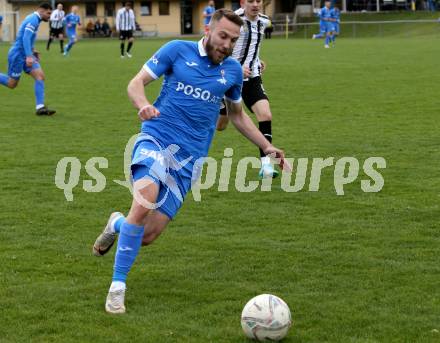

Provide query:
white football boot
left=258, top=157, right=280, bottom=179
left=105, top=283, right=126, bottom=314
left=93, top=212, right=123, bottom=256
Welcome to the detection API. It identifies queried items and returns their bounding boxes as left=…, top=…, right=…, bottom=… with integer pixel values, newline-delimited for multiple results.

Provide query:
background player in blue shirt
left=330, top=6, right=340, bottom=46
left=203, top=0, right=215, bottom=29
left=316, top=0, right=335, bottom=48
left=0, top=3, right=56, bottom=115
left=63, top=5, right=81, bottom=56
left=312, top=8, right=326, bottom=40
left=93, top=9, right=289, bottom=314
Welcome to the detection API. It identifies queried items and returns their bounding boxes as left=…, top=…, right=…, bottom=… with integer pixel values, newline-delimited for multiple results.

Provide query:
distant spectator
left=102, top=18, right=112, bottom=37
left=427, top=0, right=436, bottom=11
left=86, top=19, right=95, bottom=37
left=94, top=19, right=103, bottom=36
left=265, top=17, right=273, bottom=39
left=203, top=0, right=215, bottom=29
left=0, top=14, right=3, bottom=41
left=135, top=21, right=141, bottom=31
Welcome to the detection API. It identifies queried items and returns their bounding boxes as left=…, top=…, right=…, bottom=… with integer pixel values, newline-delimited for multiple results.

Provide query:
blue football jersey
left=64, top=13, right=80, bottom=34
left=142, top=39, right=243, bottom=160
left=203, top=6, right=215, bottom=25
left=331, top=8, right=340, bottom=23
left=10, top=12, right=41, bottom=57
left=319, top=7, right=333, bottom=21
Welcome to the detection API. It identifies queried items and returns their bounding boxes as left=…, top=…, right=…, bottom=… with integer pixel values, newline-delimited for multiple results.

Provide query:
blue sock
left=112, top=222, right=144, bottom=283
left=114, top=216, right=125, bottom=234
left=0, top=73, right=9, bottom=87
left=34, top=80, right=45, bottom=108
left=314, top=33, right=324, bottom=38
left=325, top=36, right=330, bottom=45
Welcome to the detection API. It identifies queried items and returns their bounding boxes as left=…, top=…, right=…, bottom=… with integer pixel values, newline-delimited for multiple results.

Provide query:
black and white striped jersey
left=232, top=8, right=270, bottom=79
left=50, top=9, right=65, bottom=29
left=116, top=8, right=136, bottom=31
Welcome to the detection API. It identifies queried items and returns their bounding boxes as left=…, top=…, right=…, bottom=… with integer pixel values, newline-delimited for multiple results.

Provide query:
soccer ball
left=241, top=294, right=292, bottom=341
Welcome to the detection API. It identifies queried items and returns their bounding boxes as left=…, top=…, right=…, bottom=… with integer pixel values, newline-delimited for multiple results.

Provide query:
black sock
left=47, top=38, right=52, bottom=50
left=258, top=120, right=272, bottom=157
left=127, top=42, right=133, bottom=53
left=120, top=42, right=125, bottom=56
left=60, top=39, right=64, bottom=52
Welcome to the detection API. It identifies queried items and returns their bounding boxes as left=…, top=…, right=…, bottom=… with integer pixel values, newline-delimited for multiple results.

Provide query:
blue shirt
left=203, top=6, right=215, bottom=25
left=319, top=7, right=333, bottom=21
left=331, top=8, right=340, bottom=23
left=0, top=15, right=3, bottom=24
left=142, top=39, right=243, bottom=160
left=64, top=13, right=80, bottom=34
left=10, top=12, right=41, bottom=58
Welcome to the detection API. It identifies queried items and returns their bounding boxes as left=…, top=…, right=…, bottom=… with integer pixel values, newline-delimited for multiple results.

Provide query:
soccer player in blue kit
left=63, top=5, right=81, bottom=56
left=203, top=0, right=215, bottom=29
left=312, top=7, right=326, bottom=40
left=317, top=0, right=335, bottom=48
left=330, top=6, right=340, bottom=46
left=0, top=2, right=56, bottom=115
left=93, top=9, right=289, bottom=314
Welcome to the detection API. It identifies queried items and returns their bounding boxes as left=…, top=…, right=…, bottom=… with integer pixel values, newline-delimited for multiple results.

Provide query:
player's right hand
left=243, top=66, right=251, bottom=78
left=25, top=56, right=34, bottom=67
left=138, top=104, right=160, bottom=121
left=263, top=145, right=293, bottom=172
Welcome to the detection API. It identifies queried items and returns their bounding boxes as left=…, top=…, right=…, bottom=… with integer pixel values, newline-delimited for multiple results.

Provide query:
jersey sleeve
left=224, top=63, right=243, bottom=103
left=143, top=40, right=180, bottom=80
left=23, top=18, right=37, bottom=57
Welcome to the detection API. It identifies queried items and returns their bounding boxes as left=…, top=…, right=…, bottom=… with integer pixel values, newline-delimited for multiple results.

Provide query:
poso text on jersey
left=175, top=82, right=223, bottom=104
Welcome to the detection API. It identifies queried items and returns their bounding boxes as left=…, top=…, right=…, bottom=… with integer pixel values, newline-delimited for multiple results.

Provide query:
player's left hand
left=243, top=66, right=252, bottom=78
left=25, top=56, right=34, bottom=67
left=33, top=50, right=40, bottom=62
left=263, top=145, right=292, bottom=172
left=138, top=104, right=160, bottom=121
left=260, top=60, right=266, bottom=73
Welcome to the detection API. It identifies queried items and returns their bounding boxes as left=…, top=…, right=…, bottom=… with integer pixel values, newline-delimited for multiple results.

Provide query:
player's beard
left=205, top=36, right=232, bottom=65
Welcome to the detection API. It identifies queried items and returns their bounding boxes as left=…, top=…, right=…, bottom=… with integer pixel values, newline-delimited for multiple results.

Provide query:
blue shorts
left=66, top=30, right=76, bottom=40
left=334, top=23, right=340, bottom=34
left=324, top=21, right=335, bottom=33
left=319, top=22, right=326, bottom=33
left=131, top=134, right=201, bottom=219
left=7, top=50, right=41, bottom=80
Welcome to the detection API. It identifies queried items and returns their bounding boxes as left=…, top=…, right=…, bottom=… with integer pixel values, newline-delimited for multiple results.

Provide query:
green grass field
left=1, top=32, right=439, bottom=342
left=294, top=12, right=440, bottom=39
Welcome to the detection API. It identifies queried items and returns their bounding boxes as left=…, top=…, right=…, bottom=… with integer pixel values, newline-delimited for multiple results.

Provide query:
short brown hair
left=38, top=2, right=52, bottom=10
left=210, top=8, right=243, bottom=27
